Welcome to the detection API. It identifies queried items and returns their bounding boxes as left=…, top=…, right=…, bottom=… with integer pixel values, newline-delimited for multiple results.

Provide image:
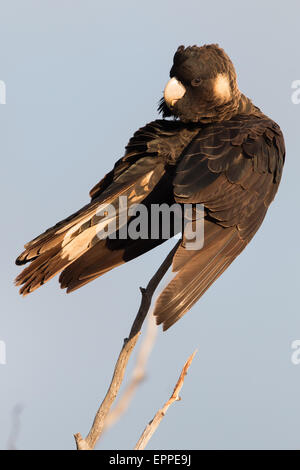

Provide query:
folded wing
left=153, top=114, right=285, bottom=330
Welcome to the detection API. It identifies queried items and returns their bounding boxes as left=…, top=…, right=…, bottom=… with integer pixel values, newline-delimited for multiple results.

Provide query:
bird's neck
left=236, top=93, right=261, bottom=117
left=166, top=93, right=262, bottom=125
left=196, top=92, right=258, bottom=124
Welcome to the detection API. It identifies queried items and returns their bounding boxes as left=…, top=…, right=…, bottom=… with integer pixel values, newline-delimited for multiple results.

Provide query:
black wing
left=153, top=114, right=285, bottom=330
left=15, top=120, right=192, bottom=295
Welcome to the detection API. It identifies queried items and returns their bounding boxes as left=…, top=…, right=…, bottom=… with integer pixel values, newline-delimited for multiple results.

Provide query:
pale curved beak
left=163, top=77, right=186, bottom=108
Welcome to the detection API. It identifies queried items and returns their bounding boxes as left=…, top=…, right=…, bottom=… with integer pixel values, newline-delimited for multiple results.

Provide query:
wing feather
left=153, top=113, right=285, bottom=329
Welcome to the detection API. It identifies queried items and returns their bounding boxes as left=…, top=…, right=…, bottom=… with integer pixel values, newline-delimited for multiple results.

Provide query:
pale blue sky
left=0, top=0, right=299, bottom=450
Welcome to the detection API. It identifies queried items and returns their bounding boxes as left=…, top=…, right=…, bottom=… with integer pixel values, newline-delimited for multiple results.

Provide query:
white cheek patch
left=214, top=74, right=231, bottom=101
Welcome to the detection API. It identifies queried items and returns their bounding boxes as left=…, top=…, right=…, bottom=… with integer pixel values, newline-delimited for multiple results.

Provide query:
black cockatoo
left=15, top=44, right=285, bottom=330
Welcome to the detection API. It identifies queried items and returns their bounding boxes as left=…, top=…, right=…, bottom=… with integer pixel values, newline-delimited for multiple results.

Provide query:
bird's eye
left=191, top=78, right=201, bottom=87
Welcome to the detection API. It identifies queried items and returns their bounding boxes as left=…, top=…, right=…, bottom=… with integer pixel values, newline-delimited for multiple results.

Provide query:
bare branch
left=74, top=240, right=180, bottom=450
left=101, top=314, right=158, bottom=436
left=134, top=350, right=197, bottom=450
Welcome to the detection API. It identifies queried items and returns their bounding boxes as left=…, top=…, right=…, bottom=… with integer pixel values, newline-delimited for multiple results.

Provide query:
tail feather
left=59, top=236, right=167, bottom=293
left=15, top=201, right=98, bottom=265
left=15, top=162, right=166, bottom=295
left=15, top=212, right=114, bottom=296
left=59, top=240, right=125, bottom=292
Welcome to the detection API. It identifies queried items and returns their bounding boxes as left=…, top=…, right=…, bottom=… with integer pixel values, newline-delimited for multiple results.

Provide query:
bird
left=15, top=44, right=285, bottom=330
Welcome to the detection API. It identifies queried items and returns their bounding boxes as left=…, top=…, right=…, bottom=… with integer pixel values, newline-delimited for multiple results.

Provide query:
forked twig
left=134, top=350, right=197, bottom=450
left=74, top=240, right=180, bottom=450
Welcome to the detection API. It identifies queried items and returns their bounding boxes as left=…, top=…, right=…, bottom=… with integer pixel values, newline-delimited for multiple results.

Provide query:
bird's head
left=158, top=44, right=241, bottom=123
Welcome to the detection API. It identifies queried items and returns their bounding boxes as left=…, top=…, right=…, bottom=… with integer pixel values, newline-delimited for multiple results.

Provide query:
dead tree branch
left=74, top=240, right=181, bottom=450
left=134, top=350, right=197, bottom=450
left=101, top=313, right=158, bottom=436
